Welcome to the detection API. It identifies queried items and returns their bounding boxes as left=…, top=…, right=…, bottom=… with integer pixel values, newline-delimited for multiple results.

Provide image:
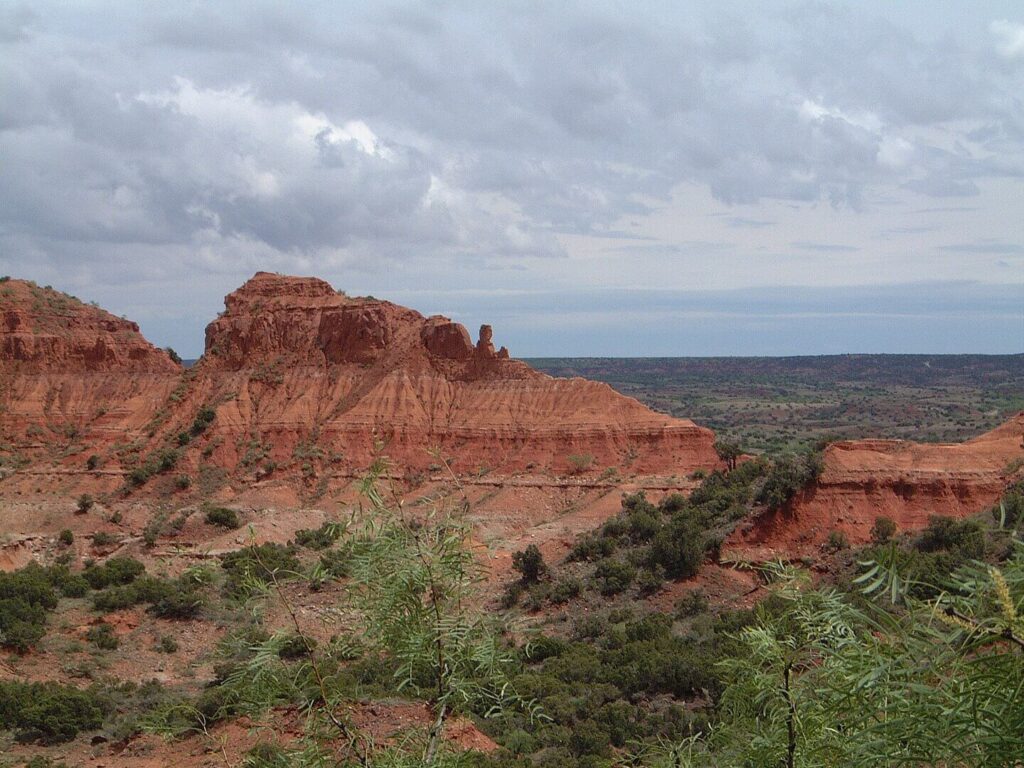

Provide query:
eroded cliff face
left=163, top=273, right=720, bottom=478
left=0, top=279, right=181, bottom=471
left=0, top=273, right=721, bottom=493
left=724, top=414, right=1024, bottom=562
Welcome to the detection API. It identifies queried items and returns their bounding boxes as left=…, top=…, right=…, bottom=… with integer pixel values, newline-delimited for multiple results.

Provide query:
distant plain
left=529, top=354, right=1024, bottom=454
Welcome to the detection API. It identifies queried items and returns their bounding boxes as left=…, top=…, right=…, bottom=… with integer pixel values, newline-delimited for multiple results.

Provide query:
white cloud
left=877, top=136, right=916, bottom=168
left=991, top=19, right=1024, bottom=59
left=799, top=99, right=883, bottom=133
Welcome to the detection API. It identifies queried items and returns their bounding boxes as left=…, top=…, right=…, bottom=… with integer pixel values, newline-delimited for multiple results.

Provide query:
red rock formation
left=1, top=279, right=178, bottom=373
left=162, top=272, right=720, bottom=478
left=0, top=272, right=720, bottom=493
left=724, top=414, right=1024, bottom=562
left=0, top=279, right=180, bottom=472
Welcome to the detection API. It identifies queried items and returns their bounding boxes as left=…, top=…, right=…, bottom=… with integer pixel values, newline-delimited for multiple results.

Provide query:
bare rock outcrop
left=0, top=279, right=181, bottom=470
left=0, top=272, right=721, bottom=492
left=1, top=279, right=178, bottom=373
left=170, top=272, right=720, bottom=477
left=724, top=413, right=1024, bottom=562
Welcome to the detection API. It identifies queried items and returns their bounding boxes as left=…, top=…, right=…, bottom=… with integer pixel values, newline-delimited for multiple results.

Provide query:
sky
left=1, top=0, right=1022, bottom=357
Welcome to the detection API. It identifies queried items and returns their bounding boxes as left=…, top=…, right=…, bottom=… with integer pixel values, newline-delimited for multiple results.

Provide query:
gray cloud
left=791, top=241, right=861, bottom=253
left=937, top=241, right=1024, bottom=254
left=0, top=1, right=1021, bottom=355
left=725, top=216, right=776, bottom=229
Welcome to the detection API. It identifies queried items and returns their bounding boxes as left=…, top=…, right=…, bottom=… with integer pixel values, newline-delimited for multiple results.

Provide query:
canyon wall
left=1, top=273, right=721, bottom=491
left=0, top=279, right=181, bottom=472
left=161, top=273, right=720, bottom=478
left=725, top=414, right=1024, bottom=561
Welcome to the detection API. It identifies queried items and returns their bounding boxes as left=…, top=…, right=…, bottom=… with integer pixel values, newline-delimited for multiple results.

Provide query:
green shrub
left=0, top=680, right=106, bottom=743
left=523, top=584, right=550, bottom=612
left=157, top=635, right=179, bottom=654
left=755, top=452, right=822, bottom=511
left=190, top=406, right=216, bottom=436
left=46, top=565, right=89, bottom=599
left=221, top=543, right=300, bottom=597
left=156, top=449, right=179, bottom=472
left=294, top=521, right=342, bottom=549
left=204, top=505, right=240, bottom=529
left=715, top=439, right=744, bottom=470
left=918, top=515, right=985, bottom=560
left=648, top=512, right=705, bottom=579
left=92, top=573, right=203, bottom=619
left=0, top=598, right=48, bottom=652
left=870, top=516, right=897, bottom=544
left=87, top=622, right=119, bottom=650
left=92, top=576, right=165, bottom=612
left=567, top=453, right=595, bottom=474
left=86, top=454, right=100, bottom=471
left=24, top=757, right=71, bottom=768
left=636, top=566, right=665, bottom=596
left=126, top=448, right=181, bottom=488
left=76, top=494, right=94, bottom=514
left=548, top=576, right=582, bottom=604
left=593, top=559, right=635, bottom=596
left=826, top=530, right=850, bottom=551
left=317, top=548, right=351, bottom=579
left=567, top=533, right=616, bottom=562
left=277, top=633, right=316, bottom=660
left=675, top=589, right=709, bottom=617
left=149, top=585, right=205, bottom=619
left=58, top=529, right=74, bottom=546
left=993, top=481, right=1024, bottom=529
left=500, top=580, right=524, bottom=609
left=127, top=465, right=153, bottom=487
left=0, top=564, right=63, bottom=652
left=92, top=531, right=117, bottom=547
left=512, top=544, right=548, bottom=584
left=83, top=557, right=145, bottom=589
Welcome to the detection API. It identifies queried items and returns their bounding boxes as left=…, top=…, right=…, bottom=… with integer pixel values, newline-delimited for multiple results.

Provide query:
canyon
left=2, top=272, right=1021, bottom=569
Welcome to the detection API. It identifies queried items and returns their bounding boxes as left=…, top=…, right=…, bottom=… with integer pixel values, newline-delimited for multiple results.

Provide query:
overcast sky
left=1, top=1, right=1022, bottom=356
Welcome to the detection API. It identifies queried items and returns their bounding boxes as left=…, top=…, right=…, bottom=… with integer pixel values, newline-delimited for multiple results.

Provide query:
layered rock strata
left=172, top=273, right=720, bottom=476
left=0, top=279, right=180, bottom=468
left=725, top=414, right=1024, bottom=561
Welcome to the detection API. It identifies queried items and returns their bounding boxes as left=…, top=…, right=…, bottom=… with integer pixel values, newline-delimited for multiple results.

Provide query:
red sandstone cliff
left=160, top=273, right=720, bottom=478
left=0, top=279, right=180, bottom=471
left=724, top=414, right=1024, bottom=562
left=0, top=273, right=720, bottom=490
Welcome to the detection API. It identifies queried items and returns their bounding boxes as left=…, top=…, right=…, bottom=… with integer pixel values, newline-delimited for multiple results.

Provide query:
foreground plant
left=704, top=543, right=1024, bottom=768
left=147, top=462, right=528, bottom=767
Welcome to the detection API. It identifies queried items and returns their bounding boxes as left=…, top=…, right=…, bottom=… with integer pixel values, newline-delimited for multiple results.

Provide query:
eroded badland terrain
left=2, top=273, right=1022, bottom=767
